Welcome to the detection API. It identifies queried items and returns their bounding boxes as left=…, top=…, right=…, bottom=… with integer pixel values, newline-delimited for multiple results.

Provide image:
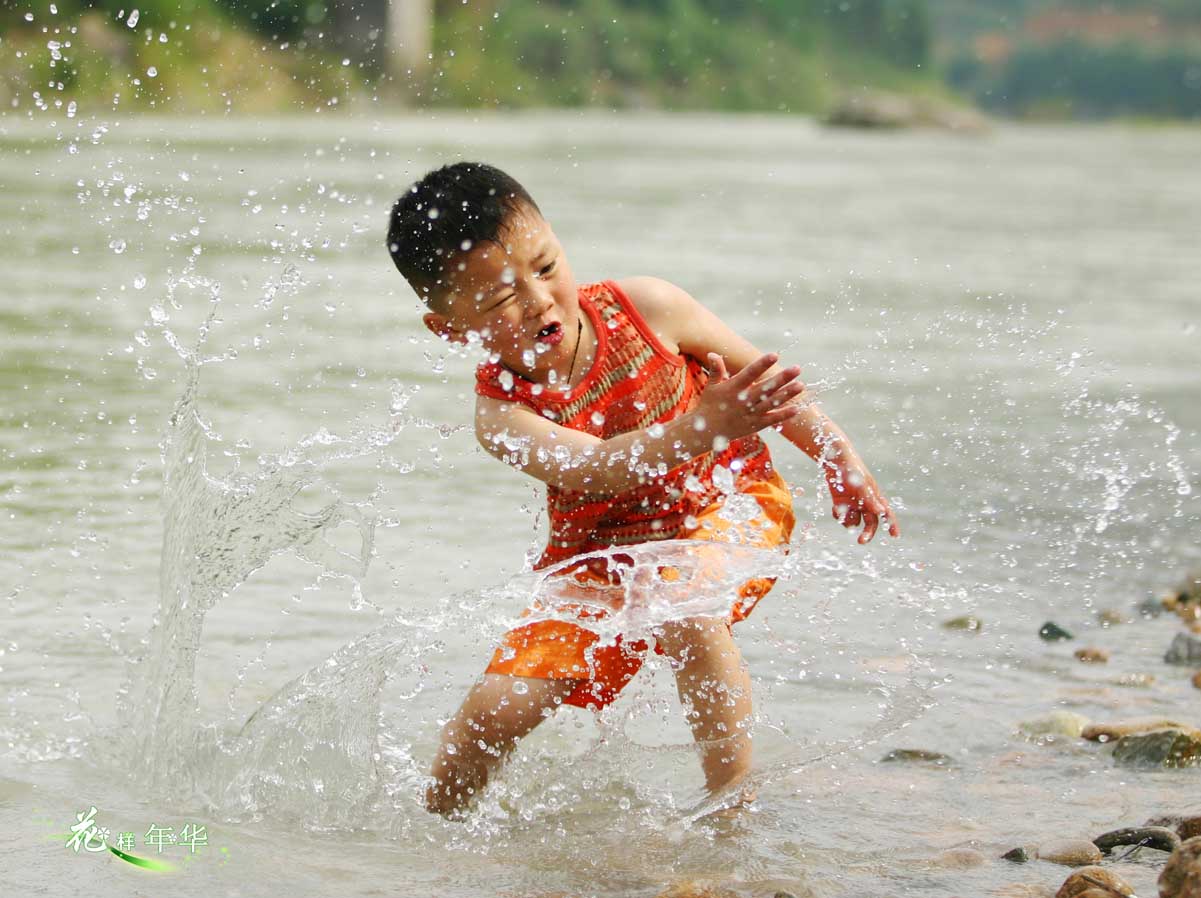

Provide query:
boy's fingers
left=707, top=352, right=729, bottom=383
left=859, top=513, right=879, bottom=544
left=731, top=352, right=778, bottom=389
left=753, top=367, right=803, bottom=405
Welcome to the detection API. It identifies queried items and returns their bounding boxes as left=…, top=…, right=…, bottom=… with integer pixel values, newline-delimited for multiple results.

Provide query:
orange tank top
left=475, top=280, right=776, bottom=570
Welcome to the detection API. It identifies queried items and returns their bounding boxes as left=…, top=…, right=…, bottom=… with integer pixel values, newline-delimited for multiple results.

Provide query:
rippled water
left=2, top=112, right=1199, bottom=897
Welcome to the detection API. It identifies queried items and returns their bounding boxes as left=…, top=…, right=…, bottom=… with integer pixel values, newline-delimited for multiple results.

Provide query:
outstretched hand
left=825, top=459, right=900, bottom=544
left=697, top=352, right=806, bottom=443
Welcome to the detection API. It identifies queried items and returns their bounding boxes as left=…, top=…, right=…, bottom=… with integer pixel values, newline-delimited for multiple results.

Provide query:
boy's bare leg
left=655, top=617, right=754, bottom=799
left=425, top=673, right=581, bottom=817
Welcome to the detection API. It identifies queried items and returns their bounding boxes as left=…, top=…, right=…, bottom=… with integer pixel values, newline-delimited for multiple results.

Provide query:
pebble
left=1093, top=825, right=1181, bottom=854
left=1181, top=817, right=1201, bottom=841
left=1082, top=718, right=1195, bottom=741
left=653, top=883, right=739, bottom=898
left=1112, top=729, right=1201, bottom=769
left=1018, top=711, right=1091, bottom=740
left=1039, top=839, right=1103, bottom=866
left=993, top=885, right=1055, bottom=898
left=1138, top=597, right=1166, bottom=618
left=1073, top=647, right=1109, bottom=664
left=1159, top=836, right=1201, bottom=898
left=933, top=847, right=988, bottom=868
left=1040, top=621, right=1074, bottom=641
left=1098, top=608, right=1124, bottom=627
left=1054, top=865, right=1134, bottom=898
left=1002, top=846, right=1033, bottom=863
left=879, top=748, right=954, bottom=766
left=1193, top=670, right=1201, bottom=691
left=942, top=615, right=982, bottom=632
left=1114, top=672, right=1155, bottom=688
left=1166, top=633, right=1201, bottom=666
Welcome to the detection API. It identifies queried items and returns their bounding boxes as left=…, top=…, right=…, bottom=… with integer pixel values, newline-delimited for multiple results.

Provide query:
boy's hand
left=697, top=352, right=806, bottom=442
left=825, top=458, right=900, bottom=544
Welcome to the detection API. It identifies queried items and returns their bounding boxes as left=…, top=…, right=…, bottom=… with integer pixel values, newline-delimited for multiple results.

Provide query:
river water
left=1, top=112, right=1199, bottom=897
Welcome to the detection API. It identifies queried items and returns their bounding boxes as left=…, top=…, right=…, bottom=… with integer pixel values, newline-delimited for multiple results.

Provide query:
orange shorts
left=485, top=471, right=795, bottom=710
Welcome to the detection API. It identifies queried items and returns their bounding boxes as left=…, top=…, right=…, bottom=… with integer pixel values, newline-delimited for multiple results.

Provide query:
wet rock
left=1194, top=671, right=1201, bottom=691
left=934, top=847, right=988, bottom=868
left=1098, top=609, right=1125, bottom=627
left=1181, top=818, right=1201, bottom=842
left=1114, top=672, right=1156, bottom=689
left=1019, top=711, right=1091, bottom=740
left=1166, top=633, right=1201, bottom=666
left=1002, top=846, right=1033, bottom=863
left=1040, top=622, right=1074, bottom=641
left=1139, top=597, right=1167, bottom=618
left=1083, top=719, right=1195, bottom=741
left=993, top=886, right=1055, bottom=898
left=1147, top=814, right=1186, bottom=829
left=1173, top=570, right=1201, bottom=605
left=1159, top=836, right=1201, bottom=898
left=1094, top=825, right=1182, bottom=854
left=824, top=89, right=991, bottom=132
left=654, top=883, right=739, bottom=898
left=943, top=615, right=983, bottom=632
left=1112, top=729, right=1201, bottom=769
left=879, top=748, right=954, bottom=767
left=1040, top=839, right=1104, bottom=866
left=1074, top=647, right=1109, bottom=664
left=1054, top=866, right=1135, bottom=898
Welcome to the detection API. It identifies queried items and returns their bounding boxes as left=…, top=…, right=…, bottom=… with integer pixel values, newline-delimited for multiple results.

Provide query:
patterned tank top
left=475, top=280, right=776, bottom=570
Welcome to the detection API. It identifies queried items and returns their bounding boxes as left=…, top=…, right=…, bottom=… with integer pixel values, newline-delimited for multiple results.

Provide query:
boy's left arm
left=619, top=276, right=899, bottom=544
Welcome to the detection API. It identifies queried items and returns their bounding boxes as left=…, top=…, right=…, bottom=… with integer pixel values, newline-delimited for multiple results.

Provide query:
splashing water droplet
left=109, top=239, right=127, bottom=254
left=133, top=274, right=146, bottom=290
left=500, top=266, right=515, bottom=285
left=511, top=681, right=529, bottom=695
left=127, top=9, right=139, bottom=27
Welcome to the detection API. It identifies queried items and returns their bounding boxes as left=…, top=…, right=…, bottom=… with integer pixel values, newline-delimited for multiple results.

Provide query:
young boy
left=386, top=162, right=899, bottom=818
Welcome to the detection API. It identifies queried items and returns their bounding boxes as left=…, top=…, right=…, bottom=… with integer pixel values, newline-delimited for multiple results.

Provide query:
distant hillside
left=0, top=0, right=949, bottom=115
left=423, top=0, right=944, bottom=113
left=928, top=1, right=1201, bottom=118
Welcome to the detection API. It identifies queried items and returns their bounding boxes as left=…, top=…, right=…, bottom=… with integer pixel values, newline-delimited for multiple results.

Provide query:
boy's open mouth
left=535, top=321, right=564, bottom=345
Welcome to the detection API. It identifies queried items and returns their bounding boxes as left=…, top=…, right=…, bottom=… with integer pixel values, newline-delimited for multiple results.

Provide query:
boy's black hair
left=386, top=162, right=540, bottom=308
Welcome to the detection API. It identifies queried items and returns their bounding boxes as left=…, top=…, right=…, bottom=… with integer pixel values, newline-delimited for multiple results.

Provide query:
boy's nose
left=523, top=287, right=554, bottom=320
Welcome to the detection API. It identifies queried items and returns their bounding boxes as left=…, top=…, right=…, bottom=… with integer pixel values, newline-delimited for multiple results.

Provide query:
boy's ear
left=423, top=311, right=467, bottom=345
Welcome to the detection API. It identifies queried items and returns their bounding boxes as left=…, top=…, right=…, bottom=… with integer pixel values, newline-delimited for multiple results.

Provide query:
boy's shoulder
left=609, top=276, right=689, bottom=352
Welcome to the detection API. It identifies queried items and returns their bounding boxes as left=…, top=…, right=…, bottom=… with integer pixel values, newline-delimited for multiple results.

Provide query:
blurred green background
left=1, top=0, right=1199, bottom=118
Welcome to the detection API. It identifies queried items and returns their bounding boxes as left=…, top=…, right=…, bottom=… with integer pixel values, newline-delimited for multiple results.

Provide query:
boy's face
left=423, top=207, right=579, bottom=384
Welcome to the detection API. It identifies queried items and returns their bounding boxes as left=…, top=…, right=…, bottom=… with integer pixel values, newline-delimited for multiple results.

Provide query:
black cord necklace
left=565, top=317, right=584, bottom=386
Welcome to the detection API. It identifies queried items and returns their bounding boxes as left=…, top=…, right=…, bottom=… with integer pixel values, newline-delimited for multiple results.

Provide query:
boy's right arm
left=475, top=353, right=804, bottom=494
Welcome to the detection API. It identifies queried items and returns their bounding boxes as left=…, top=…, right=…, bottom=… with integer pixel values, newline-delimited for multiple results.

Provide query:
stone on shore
left=824, top=90, right=991, bottom=133
left=933, top=847, right=988, bottom=868
left=1018, top=711, right=1091, bottom=740
left=943, top=615, right=983, bottom=632
left=1181, top=818, right=1201, bottom=842
left=1112, top=730, right=1201, bottom=769
left=1159, top=836, right=1201, bottom=898
left=1098, top=608, right=1124, bottom=627
left=1054, top=866, right=1134, bottom=898
left=1039, top=839, right=1104, bottom=866
left=879, top=748, right=954, bottom=767
left=1166, top=633, right=1201, bottom=666
left=1093, top=825, right=1181, bottom=854
left=1040, top=622, right=1074, bottom=641
left=1074, top=647, right=1109, bottom=664
left=1082, top=719, right=1196, bottom=741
